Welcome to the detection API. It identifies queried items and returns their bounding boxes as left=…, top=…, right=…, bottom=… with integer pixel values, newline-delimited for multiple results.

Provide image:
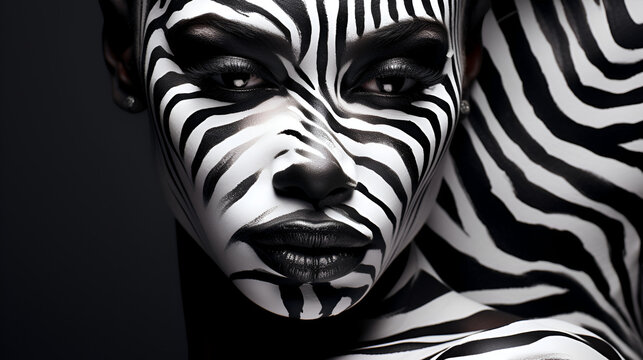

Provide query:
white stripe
left=619, top=138, right=643, bottom=153
left=346, top=0, right=358, bottom=41
left=624, top=0, right=643, bottom=24
left=429, top=0, right=443, bottom=23
left=378, top=0, right=394, bottom=27
left=300, top=284, right=323, bottom=318
left=144, top=30, right=171, bottom=83
left=412, top=0, right=429, bottom=18
left=159, top=83, right=200, bottom=120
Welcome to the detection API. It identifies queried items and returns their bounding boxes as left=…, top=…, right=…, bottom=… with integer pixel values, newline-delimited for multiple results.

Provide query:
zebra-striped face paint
left=141, top=0, right=467, bottom=319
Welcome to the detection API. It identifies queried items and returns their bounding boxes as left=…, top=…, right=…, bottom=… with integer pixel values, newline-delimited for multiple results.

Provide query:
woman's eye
left=360, top=76, right=417, bottom=94
left=212, top=72, right=265, bottom=89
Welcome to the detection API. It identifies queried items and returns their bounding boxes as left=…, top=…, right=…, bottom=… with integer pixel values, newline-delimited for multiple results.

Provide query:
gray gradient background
left=0, top=2, right=188, bottom=358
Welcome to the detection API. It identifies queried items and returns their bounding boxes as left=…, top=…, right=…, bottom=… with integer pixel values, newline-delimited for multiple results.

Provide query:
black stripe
left=349, top=341, right=440, bottom=355
left=220, top=171, right=261, bottom=212
left=580, top=333, right=629, bottom=360
left=372, top=0, right=382, bottom=28
left=354, top=263, right=377, bottom=281
left=312, top=283, right=369, bottom=317
left=378, top=270, right=450, bottom=314
left=435, top=331, right=593, bottom=359
left=279, top=284, right=304, bottom=319
left=190, top=116, right=261, bottom=179
left=436, top=179, right=463, bottom=230
left=356, top=183, right=398, bottom=228
left=603, top=0, right=643, bottom=49
left=388, top=0, right=399, bottom=22
left=274, top=0, right=312, bottom=61
left=437, top=0, right=445, bottom=22
left=336, top=0, right=349, bottom=63
left=422, top=0, right=435, bottom=18
left=404, top=0, right=416, bottom=18
left=356, top=309, right=517, bottom=348
left=215, top=0, right=293, bottom=46
left=202, top=140, right=257, bottom=204
left=355, top=0, right=365, bottom=36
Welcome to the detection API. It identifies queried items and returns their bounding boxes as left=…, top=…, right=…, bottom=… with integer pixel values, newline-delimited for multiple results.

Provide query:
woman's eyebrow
left=166, top=13, right=296, bottom=62
left=344, top=19, right=448, bottom=61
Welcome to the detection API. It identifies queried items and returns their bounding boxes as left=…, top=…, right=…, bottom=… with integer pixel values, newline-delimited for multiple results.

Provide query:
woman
left=100, top=0, right=625, bottom=358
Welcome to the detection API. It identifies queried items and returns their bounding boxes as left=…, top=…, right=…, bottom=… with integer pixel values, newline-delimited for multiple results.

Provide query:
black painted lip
left=233, top=210, right=371, bottom=283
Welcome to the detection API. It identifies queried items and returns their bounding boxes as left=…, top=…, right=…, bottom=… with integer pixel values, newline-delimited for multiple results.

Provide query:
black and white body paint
left=425, top=0, right=643, bottom=358
left=98, top=0, right=635, bottom=358
left=330, top=243, right=626, bottom=359
left=140, top=0, right=467, bottom=319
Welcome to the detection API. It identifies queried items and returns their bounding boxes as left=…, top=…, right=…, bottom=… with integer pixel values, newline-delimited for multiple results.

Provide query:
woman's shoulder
left=333, top=317, right=622, bottom=359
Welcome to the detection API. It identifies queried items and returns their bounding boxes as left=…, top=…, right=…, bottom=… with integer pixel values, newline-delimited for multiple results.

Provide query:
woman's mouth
left=232, top=211, right=371, bottom=283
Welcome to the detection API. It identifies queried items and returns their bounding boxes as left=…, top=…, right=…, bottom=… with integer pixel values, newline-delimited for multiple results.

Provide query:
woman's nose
left=272, top=155, right=356, bottom=208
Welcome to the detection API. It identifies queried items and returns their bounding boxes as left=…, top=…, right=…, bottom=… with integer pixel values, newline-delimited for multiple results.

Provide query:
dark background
left=0, top=2, right=188, bottom=359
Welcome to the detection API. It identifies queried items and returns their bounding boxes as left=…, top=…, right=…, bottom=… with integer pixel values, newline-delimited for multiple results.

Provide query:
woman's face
left=140, top=0, right=468, bottom=319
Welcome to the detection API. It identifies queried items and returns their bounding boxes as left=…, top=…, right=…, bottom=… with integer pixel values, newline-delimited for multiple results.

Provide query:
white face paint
left=140, top=0, right=468, bottom=319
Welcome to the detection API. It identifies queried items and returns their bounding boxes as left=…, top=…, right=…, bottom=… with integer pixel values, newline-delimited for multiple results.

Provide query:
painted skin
left=140, top=0, right=468, bottom=319
left=100, top=0, right=629, bottom=358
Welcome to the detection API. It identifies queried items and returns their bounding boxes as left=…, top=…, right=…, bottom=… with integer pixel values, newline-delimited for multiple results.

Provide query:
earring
left=460, top=100, right=471, bottom=115
left=113, top=76, right=145, bottom=113
left=124, top=96, right=137, bottom=110
left=116, top=93, right=144, bottom=113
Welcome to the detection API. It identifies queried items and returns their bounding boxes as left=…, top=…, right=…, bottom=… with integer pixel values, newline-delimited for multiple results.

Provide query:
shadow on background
left=0, top=2, right=187, bottom=359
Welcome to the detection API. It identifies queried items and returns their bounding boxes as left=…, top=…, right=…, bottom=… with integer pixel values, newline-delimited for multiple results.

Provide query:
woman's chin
left=232, top=270, right=374, bottom=319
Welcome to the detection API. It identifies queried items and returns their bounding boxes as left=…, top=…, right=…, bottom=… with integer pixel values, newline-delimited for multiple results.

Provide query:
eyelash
left=351, top=58, right=444, bottom=96
left=186, top=56, right=277, bottom=92
left=184, top=56, right=443, bottom=103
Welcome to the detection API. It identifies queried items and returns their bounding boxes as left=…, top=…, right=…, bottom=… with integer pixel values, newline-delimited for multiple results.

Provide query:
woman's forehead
left=141, top=0, right=462, bottom=65
left=147, top=0, right=459, bottom=38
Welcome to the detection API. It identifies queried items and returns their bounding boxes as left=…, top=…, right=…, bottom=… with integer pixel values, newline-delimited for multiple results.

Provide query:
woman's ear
left=463, top=0, right=490, bottom=90
left=100, top=0, right=146, bottom=113
left=463, top=43, right=482, bottom=90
